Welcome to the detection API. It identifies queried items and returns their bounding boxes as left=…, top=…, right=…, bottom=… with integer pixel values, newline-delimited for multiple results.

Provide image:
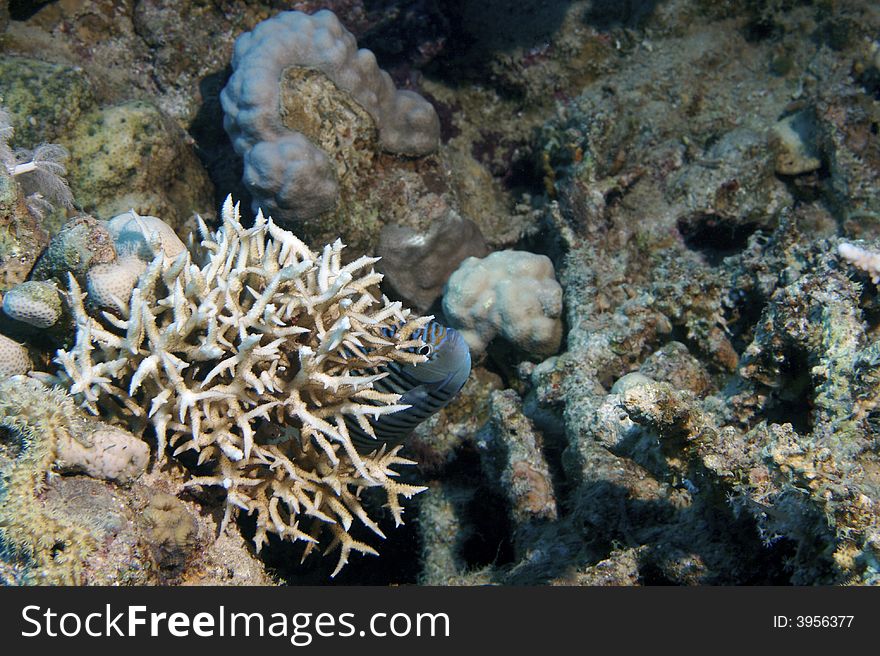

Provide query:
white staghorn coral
left=839, top=241, right=880, bottom=283
left=52, top=195, right=431, bottom=574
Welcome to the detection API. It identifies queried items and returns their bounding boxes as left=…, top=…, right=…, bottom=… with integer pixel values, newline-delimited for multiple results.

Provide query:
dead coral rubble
left=0, top=376, right=146, bottom=584
left=0, top=375, right=274, bottom=586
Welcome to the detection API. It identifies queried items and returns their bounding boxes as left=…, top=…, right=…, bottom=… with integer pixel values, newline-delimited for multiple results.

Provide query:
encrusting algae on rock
left=48, top=195, right=437, bottom=574
left=0, top=376, right=148, bottom=584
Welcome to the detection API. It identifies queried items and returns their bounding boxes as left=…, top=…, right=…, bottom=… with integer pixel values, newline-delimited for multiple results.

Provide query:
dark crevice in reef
left=518, top=206, right=570, bottom=263
left=504, top=148, right=550, bottom=197
left=849, top=272, right=880, bottom=333
left=464, top=124, right=546, bottom=198
left=484, top=340, right=521, bottom=383
left=666, top=323, right=727, bottom=376
left=758, top=347, right=815, bottom=436
left=569, top=476, right=799, bottom=585
left=856, top=65, right=880, bottom=101
left=459, top=485, right=516, bottom=570
left=0, top=425, right=24, bottom=461
left=677, top=214, right=763, bottom=266
left=776, top=166, right=830, bottom=206
left=582, top=0, right=661, bottom=31
left=420, top=0, right=574, bottom=89
left=358, top=0, right=452, bottom=70
left=8, top=1, right=54, bottom=21
left=538, top=425, right=573, bottom=512
left=742, top=15, right=782, bottom=43
left=414, top=442, right=518, bottom=576
left=725, top=288, right=768, bottom=357
left=190, top=69, right=252, bottom=218
left=637, top=532, right=797, bottom=585
left=445, top=443, right=516, bottom=571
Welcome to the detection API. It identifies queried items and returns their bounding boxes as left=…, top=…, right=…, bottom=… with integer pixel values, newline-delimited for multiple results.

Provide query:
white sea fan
left=0, top=104, right=74, bottom=214
left=9, top=143, right=74, bottom=210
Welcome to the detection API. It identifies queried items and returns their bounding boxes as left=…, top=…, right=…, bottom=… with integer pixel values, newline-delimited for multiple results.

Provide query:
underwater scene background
left=0, top=0, right=878, bottom=586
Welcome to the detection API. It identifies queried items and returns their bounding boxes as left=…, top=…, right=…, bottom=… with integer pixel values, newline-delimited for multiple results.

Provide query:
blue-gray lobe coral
left=220, top=9, right=440, bottom=223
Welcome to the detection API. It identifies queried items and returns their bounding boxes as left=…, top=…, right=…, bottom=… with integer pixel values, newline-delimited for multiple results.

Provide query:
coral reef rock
left=63, top=100, right=214, bottom=232
left=30, top=214, right=117, bottom=284
left=377, top=208, right=489, bottom=312
left=0, top=375, right=274, bottom=585
left=0, top=333, right=30, bottom=378
left=0, top=377, right=142, bottom=583
left=443, top=250, right=564, bottom=357
left=2, top=280, right=62, bottom=329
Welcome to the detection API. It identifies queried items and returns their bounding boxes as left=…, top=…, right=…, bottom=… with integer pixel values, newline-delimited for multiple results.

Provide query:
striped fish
left=346, top=322, right=471, bottom=453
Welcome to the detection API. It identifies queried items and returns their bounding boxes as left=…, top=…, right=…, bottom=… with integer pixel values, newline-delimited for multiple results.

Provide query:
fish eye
left=418, top=344, right=433, bottom=356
